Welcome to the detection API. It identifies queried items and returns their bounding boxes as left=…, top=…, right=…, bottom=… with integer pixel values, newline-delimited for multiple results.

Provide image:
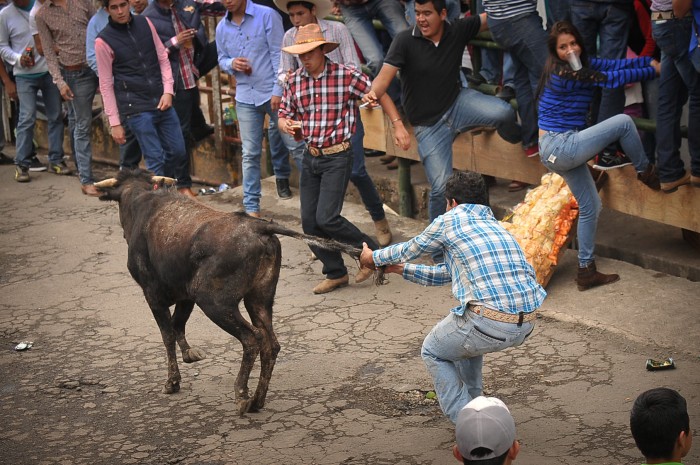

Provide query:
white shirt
left=0, top=2, right=48, bottom=75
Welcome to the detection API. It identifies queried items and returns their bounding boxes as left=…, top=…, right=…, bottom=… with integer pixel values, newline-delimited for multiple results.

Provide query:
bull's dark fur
left=99, top=169, right=360, bottom=414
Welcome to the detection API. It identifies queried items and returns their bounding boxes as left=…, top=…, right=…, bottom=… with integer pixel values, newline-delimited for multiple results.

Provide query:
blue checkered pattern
left=373, top=204, right=546, bottom=315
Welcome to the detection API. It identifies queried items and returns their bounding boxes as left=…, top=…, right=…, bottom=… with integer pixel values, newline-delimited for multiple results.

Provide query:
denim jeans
left=349, top=118, right=385, bottom=221
left=405, top=0, right=460, bottom=25
left=119, top=124, right=143, bottom=169
left=125, top=108, right=187, bottom=178
left=172, top=87, right=198, bottom=188
left=538, top=114, right=649, bottom=267
left=570, top=1, right=631, bottom=128
left=339, top=0, right=408, bottom=76
left=62, top=67, right=97, bottom=184
left=286, top=119, right=385, bottom=221
left=545, top=0, right=570, bottom=29
left=652, top=17, right=700, bottom=182
left=414, top=88, right=520, bottom=221
left=300, top=148, right=379, bottom=279
left=488, top=11, right=548, bottom=149
left=421, top=311, right=534, bottom=424
left=237, top=100, right=291, bottom=214
left=15, top=74, right=64, bottom=167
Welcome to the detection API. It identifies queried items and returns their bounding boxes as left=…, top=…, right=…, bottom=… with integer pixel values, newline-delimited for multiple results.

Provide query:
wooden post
left=398, top=158, right=413, bottom=217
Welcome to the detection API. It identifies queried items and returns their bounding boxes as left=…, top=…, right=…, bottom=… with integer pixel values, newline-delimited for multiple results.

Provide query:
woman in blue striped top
left=537, top=21, right=661, bottom=291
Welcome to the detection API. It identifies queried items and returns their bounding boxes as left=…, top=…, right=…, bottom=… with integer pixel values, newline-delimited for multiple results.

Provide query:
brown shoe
left=690, top=174, right=700, bottom=187
left=81, top=184, right=100, bottom=197
left=313, top=275, right=349, bottom=294
left=374, top=218, right=392, bottom=247
left=355, top=267, right=374, bottom=284
left=379, top=154, right=396, bottom=165
left=660, top=171, right=691, bottom=193
left=637, top=164, right=660, bottom=191
left=576, top=261, right=620, bottom=291
left=247, top=211, right=261, bottom=218
left=177, top=187, right=197, bottom=198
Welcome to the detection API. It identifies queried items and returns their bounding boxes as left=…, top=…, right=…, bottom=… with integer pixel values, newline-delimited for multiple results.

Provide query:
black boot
left=276, top=178, right=292, bottom=200
left=637, top=164, right=661, bottom=191
left=576, top=261, right=620, bottom=291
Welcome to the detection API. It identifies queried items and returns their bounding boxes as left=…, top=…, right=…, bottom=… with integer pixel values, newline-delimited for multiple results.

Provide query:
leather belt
left=468, top=304, right=537, bottom=325
left=651, top=10, right=691, bottom=20
left=62, top=63, right=88, bottom=71
left=308, top=141, right=351, bottom=157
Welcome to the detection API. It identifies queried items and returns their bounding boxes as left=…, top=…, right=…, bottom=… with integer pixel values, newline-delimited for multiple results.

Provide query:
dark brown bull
left=96, top=169, right=360, bottom=414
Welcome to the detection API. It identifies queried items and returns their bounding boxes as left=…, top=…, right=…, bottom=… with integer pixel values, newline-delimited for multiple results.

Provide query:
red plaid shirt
left=279, top=60, right=371, bottom=148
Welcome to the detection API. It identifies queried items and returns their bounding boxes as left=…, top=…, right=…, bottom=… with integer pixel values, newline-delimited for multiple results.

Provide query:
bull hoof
left=182, top=347, right=207, bottom=363
left=163, top=380, right=180, bottom=394
left=237, top=398, right=254, bottom=416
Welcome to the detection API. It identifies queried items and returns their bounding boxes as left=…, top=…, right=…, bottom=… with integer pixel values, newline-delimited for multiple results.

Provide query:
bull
left=96, top=169, right=361, bottom=414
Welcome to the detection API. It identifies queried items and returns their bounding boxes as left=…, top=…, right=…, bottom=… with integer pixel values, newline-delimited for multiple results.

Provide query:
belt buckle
left=308, top=146, right=321, bottom=157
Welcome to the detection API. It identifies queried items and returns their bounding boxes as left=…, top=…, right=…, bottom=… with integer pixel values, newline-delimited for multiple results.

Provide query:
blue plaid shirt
left=372, top=204, right=546, bottom=316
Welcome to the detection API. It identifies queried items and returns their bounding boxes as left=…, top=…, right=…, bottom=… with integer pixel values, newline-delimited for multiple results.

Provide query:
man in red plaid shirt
left=278, top=23, right=410, bottom=294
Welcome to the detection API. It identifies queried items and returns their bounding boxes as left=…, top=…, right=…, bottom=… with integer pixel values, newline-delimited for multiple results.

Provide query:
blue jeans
left=237, top=100, right=291, bottom=214
left=570, top=1, right=631, bottom=127
left=286, top=119, right=385, bottom=221
left=405, top=0, right=460, bottom=25
left=421, top=311, right=534, bottom=424
left=349, top=118, right=385, bottom=221
left=125, top=108, right=187, bottom=178
left=538, top=114, right=649, bottom=267
left=300, top=148, right=378, bottom=279
left=545, top=0, right=570, bottom=29
left=339, top=0, right=408, bottom=76
left=62, top=66, right=97, bottom=185
left=15, top=74, right=64, bottom=167
left=414, top=88, right=520, bottom=221
left=119, top=124, right=143, bottom=169
left=652, top=17, right=700, bottom=182
left=488, top=11, right=548, bottom=149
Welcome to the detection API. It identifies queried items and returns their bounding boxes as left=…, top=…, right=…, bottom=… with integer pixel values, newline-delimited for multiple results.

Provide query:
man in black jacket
left=95, top=0, right=187, bottom=181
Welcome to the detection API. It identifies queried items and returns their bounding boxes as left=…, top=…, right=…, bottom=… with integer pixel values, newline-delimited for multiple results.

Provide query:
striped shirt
left=279, top=59, right=370, bottom=148
left=35, top=0, right=95, bottom=90
left=538, top=57, right=656, bottom=132
left=372, top=204, right=546, bottom=316
left=482, top=0, right=537, bottom=19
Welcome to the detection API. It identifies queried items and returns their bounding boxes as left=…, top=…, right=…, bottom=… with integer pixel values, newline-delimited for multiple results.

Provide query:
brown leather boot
left=576, top=261, right=620, bottom=291
left=374, top=218, right=392, bottom=247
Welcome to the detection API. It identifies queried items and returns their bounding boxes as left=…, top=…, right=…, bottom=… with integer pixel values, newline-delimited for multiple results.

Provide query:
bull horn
left=151, top=176, right=177, bottom=186
left=94, top=178, right=118, bottom=188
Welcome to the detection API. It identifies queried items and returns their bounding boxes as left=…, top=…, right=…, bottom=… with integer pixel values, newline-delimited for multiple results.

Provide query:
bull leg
left=149, top=304, right=181, bottom=394
left=172, top=300, right=206, bottom=363
left=244, top=296, right=280, bottom=412
left=199, top=304, right=262, bottom=416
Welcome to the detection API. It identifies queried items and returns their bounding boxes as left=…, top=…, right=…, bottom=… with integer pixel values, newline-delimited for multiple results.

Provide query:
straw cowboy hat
left=273, top=0, right=332, bottom=19
left=281, top=23, right=339, bottom=55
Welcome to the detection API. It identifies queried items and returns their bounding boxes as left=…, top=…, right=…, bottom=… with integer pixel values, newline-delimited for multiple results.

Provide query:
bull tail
left=258, top=222, right=361, bottom=259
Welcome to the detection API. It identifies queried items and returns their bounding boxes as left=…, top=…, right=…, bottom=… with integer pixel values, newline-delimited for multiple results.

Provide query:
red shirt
left=279, top=59, right=370, bottom=148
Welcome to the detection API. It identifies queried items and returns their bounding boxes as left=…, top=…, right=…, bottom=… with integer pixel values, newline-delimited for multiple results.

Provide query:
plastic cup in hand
left=290, top=121, right=304, bottom=141
left=566, top=51, right=582, bottom=71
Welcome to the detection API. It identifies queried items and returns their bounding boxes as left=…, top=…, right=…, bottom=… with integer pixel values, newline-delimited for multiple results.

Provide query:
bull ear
left=151, top=176, right=177, bottom=186
left=94, top=178, right=118, bottom=189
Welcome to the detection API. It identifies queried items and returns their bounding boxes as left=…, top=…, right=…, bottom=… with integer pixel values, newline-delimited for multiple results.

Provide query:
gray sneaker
left=15, top=165, right=30, bottom=182
left=49, top=161, right=73, bottom=175
left=29, top=156, right=47, bottom=172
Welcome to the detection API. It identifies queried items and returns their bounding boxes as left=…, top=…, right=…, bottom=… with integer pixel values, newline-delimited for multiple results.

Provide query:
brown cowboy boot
left=576, top=261, right=620, bottom=291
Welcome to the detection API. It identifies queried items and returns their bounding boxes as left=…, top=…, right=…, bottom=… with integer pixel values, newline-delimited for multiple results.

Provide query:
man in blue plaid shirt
left=360, top=171, right=546, bottom=424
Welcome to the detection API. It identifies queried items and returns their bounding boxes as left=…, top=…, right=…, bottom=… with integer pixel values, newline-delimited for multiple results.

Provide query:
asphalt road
left=1, top=162, right=698, bottom=465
